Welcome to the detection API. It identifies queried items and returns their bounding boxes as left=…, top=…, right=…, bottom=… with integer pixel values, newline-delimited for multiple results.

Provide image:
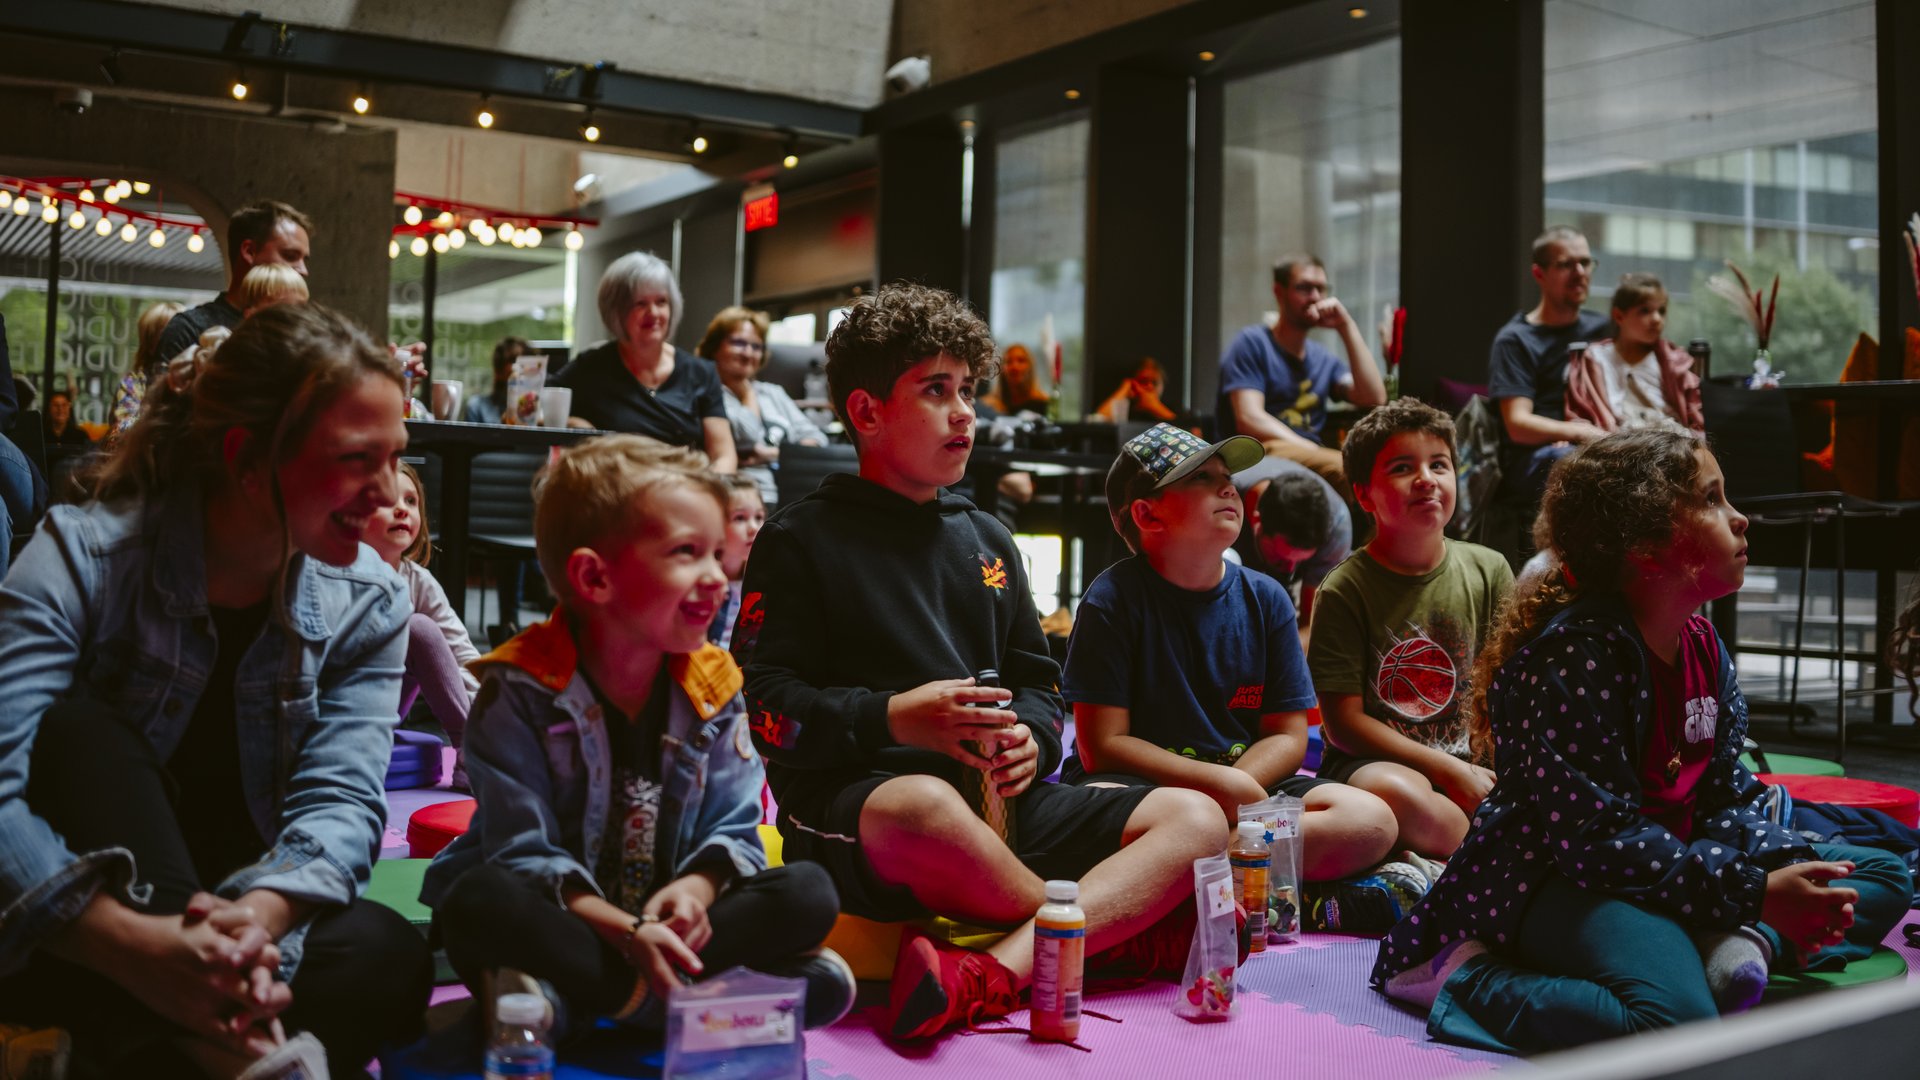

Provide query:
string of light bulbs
left=389, top=191, right=597, bottom=258
left=1, top=175, right=213, bottom=252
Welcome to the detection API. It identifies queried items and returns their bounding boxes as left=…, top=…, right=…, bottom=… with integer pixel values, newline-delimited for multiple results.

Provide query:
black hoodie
left=734, top=472, right=1065, bottom=812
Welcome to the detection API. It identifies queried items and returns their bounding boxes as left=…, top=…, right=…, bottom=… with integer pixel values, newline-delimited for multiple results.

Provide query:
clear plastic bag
left=1174, top=854, right=1238, bottom=1022
left=665, top=967, right=806, bottom=1080
left=1238, top=794, right=1303, bottom=943
left=501, top=353, right=549, bottom=426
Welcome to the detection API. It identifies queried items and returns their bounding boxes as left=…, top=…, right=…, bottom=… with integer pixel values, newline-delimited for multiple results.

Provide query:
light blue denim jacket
left=421, top=614, right=766, bottom=910
left=0, top=487, right=408, bottom=976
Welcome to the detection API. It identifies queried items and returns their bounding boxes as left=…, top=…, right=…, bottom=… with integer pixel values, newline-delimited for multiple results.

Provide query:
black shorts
left=776, top=776, right=1155, bottom=923
left=1316, top=746, right=1437, bottom=785
left=1073, top=772, right=1334, bottom=800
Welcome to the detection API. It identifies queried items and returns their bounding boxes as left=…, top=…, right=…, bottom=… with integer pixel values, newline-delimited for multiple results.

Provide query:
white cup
left=1111, top=396, right=1130, bottom=424
left=431, top=379, right=463, bottom=421
left=539, top=386, right=573, bottom=428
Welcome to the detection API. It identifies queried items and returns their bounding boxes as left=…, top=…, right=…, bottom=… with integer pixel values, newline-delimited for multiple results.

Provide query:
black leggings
left=436, top=861, right=838, bottom=1028
left=0, top=701, right=433, bottom=1079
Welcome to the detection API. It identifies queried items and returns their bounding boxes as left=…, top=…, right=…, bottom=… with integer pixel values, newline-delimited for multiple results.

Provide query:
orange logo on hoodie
left=980, top=556, right=1007, bottom=591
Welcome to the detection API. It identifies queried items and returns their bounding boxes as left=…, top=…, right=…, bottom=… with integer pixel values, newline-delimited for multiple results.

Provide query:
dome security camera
left=56, top=87, right=93, bottom=114
left=885, top=56, right=931, bottom=95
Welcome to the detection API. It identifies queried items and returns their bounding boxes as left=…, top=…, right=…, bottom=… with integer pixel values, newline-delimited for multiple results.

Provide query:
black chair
left=467, top=450, right=545, bottom=637
left=774, top=443, right=858, bottom=508
left=1701, top=379, right=1914, bottom=761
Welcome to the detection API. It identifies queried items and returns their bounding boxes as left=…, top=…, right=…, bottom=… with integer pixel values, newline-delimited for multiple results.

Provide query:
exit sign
left=744, top=190, right=779, bottom=232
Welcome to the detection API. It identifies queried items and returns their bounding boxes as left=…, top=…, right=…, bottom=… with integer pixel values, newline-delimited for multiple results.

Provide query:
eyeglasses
left=1548, top=256, right=1595, bottom=273
left=724, top=338, right=765, bottom=354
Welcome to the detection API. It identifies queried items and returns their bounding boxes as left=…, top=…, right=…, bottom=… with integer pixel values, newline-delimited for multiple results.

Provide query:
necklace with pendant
left=1665, top=746, right=1684, bottom=785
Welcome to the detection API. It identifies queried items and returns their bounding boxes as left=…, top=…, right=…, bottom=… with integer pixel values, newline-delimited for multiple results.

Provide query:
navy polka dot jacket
left=1372, top=597, right=1813, bottom=988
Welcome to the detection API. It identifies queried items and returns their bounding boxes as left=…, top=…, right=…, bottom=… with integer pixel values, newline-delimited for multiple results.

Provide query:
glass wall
left=1218, top=37, right=1401, bottom=372
left=990, top=117, right=1088, bottom=415
left=1544, top=0, right=1877, bottom=383
left=389, top=244, right=570, bottom=401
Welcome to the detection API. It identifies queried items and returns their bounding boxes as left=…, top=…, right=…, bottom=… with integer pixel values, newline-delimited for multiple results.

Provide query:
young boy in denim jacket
left=423, top=436, right=854, bottom=1038
left=1063, top=423, right=1396, bottom=882
left=737, top=283, right=1225, bottom=1042
left=1309, top=398, right=1514, bottom=856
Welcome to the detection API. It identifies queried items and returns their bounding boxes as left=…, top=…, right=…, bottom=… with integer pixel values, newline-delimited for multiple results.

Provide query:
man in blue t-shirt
left=1061, top=423, right=1397, bottom=880
left=1217, top=254, right=1386, bottom=489
left=1486, top=226, right=1613, bottom=500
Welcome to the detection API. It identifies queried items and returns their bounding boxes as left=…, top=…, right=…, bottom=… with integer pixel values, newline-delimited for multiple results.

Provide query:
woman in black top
left=43, top=390, right=95, bottom=448
left=549, top=252, right=738, bottom=471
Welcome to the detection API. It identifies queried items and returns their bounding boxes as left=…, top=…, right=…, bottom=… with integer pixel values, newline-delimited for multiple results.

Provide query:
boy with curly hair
left=736, top=283, right=1225, bottom=1042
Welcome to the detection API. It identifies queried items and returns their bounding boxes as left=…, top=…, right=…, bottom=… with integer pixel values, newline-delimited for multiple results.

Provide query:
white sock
left=1696, top=926, right=1772, bottom=1014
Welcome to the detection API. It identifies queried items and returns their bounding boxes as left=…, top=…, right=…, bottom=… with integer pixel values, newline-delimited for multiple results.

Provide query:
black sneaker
left=761, top=947, right=858, bottom=1029
left=1303, top=860, right=1430, bottom=935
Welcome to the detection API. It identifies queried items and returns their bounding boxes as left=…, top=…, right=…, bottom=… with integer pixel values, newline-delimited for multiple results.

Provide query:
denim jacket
left=421, top=613, right=766, bottom=911
left=0, top=488, right=409, bottom=976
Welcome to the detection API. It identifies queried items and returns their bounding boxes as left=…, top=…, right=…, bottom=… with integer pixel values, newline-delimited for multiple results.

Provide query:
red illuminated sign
left=744, top=192, right=779, bottom=232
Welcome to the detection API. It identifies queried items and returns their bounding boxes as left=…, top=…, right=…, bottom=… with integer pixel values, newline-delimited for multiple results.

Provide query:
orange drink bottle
left=1229, top=822, right=1269, bottom=953
left=1031, top=880, right=1085, bottom=1042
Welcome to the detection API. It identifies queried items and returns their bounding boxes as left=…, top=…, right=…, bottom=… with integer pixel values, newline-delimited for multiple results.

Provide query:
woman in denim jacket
left=0, top=305, right=432, bottom=1077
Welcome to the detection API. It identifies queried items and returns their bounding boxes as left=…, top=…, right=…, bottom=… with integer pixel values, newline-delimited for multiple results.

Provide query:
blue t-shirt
left=1215, top=325, right=1350, bottom=443
left=1061, top=557, right=1317, bottom=780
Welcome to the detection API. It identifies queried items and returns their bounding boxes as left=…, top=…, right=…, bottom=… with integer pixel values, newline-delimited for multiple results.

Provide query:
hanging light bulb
left=580, top=115, right=601, bottom=143
left=524, top=227, right=542, bottom=247
left=149, top=228, right=166, bottom=248
left=435, top=211, right=454, bottom=228
left=496, top=222, right=516, bottom=244
left=389, top=239, right=400, bottom=259
left=95, top=216, right=113, bottom=237
left=782, top=150, right=799, bottom=169
left=103, top=186, right=121, bottom=204
left=409, top=236, right=429, bottom=257
left=78, top=188, right=95, bottom=203
left=116, top=180, right=132, bottom=199
left=120, top=221, right=138, bottom=242
left=12, top=198, right=28, bottom=216
left=691, top=134, right=709, bottom=154
left=564, top=227, right=584, bottom=251
left=0, top=190, right=10, bottom=209
left=231, top=73, right=250, bottom=100
left=476, top=225, right=496, bottom=246
left=352, top=87, right=371, bottom=115
left=431, top=232, right=450, bottom=254
left=132, top=181, right=150, bottom=195
left=41, top=203, right=59, bottom=224
left=68, top=210, right=86, bottom=230
left=468, top=218, right=487, bottom=236
left=187, top=231, right=205, bottom=253
left=447, top=228, right=466, bottom=250
left=402, top=205, right=423, bottom=226
left=475, top=97, right=494, bottom=129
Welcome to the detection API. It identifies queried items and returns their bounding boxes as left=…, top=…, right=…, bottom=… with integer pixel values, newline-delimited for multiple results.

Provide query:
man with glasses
left=1487, top=226, right=1613, bottom=501
left=1218, top=253, right=1387, bottom=488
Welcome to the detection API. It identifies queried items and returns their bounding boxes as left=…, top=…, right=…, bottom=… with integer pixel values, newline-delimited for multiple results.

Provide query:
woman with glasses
left=698, top=306, right=825, bottom=506
left=549, top=252, right=738, bottom=471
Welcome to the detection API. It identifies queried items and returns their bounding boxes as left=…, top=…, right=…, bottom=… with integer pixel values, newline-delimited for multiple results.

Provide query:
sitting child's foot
left=1697, top=926, right=1772, bottom=1014
left=886, top=929, right=1018, bottom=1040
left=1383, top=938, right=1488, bottom=1011
left=1305, top=859, right=1430, bottom=934
left=762, top=947, right=858, bottom=1029
left=1088, top=898, right=1249, bottom=982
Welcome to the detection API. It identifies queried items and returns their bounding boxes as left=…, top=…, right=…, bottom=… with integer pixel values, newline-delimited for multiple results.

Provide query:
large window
left=1218, top=37, right=1401, bottom=373
left=990, top=117, right=1088, bottom=416
left=389, top=244, right=570, bottom=400
left=1545, top=0, right=1877, bottom=382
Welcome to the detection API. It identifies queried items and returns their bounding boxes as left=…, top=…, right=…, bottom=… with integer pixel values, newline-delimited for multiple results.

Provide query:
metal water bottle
left=962, top=669, right=1015, bottom=843
left=1687, top=339, right=1711, bottom=381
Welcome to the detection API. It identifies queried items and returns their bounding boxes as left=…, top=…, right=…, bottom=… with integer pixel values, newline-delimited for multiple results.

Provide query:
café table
left=404, top=419, right=612, bottom=620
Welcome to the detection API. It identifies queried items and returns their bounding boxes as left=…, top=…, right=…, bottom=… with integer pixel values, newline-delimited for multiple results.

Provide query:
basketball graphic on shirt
left=1375, top=630, right=1457, bottom=721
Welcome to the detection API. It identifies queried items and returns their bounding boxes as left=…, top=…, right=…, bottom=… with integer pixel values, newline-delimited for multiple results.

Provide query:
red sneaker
left=886, top=928, right=1019, bottom=1040
left=1087, top=899, right=1250, bottom=982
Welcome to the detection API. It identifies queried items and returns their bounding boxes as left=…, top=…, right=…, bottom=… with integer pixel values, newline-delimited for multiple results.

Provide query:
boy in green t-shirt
left=1308, top=398, right=1513, bottom=856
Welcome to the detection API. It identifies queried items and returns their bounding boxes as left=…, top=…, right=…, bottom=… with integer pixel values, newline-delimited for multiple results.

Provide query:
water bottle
left=1031, top=879, right=1085, bottom=1043
left=484, top=993, right=554, bottom=1080
left=961, top=669, right=1015, bottom=843
left=1687, top=339, right=1711, bottom=381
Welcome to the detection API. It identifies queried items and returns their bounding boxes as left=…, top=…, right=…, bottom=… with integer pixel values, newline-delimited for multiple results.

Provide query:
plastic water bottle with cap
left=485, top=993, right=554, bottom=1080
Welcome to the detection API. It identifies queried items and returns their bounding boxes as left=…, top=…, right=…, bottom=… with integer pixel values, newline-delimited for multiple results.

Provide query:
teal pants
left=1430, top=842, right=1912, bottom=1054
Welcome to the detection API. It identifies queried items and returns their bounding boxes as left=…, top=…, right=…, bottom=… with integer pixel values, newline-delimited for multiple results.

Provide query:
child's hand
left=1206, top=768, right=1270, bottom=825
left=1436, top=758, right=1496, bottom=813
left=986, top=724, right=1040, bottom=798
left=1763, top=861, right=1859, bottom=958
left=886, top=677, right=1019, bottom=767
left=625, top=920, right=704, bottom=997
left=644, top=875, right=719, bottom=954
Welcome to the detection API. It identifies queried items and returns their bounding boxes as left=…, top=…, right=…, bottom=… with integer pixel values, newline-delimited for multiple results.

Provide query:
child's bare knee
left=1141, top=787, right=1229, bottom=848
left=866, top=774, right=966, bottom=829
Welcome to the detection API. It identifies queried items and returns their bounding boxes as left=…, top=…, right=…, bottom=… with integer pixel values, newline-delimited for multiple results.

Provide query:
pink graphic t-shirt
left=1639, top=616, right=1721, bottom=839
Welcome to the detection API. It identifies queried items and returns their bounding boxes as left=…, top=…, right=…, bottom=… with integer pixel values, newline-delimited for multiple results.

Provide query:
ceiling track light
left=231, top=69, right=250, bottom=101
left=781, top=138, right=799, bottom=169
left=580, top=111, right=601, bottom=143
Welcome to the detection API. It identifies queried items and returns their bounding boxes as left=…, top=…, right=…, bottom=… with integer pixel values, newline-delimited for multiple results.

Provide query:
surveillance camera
left=885, top=56, right=931, bottom=96
left=56, top=87, right=93, bottom=115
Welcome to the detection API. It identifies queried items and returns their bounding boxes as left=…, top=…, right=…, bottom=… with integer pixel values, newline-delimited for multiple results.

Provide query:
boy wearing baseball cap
left=1063, top=424, right=1397, bottom=883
